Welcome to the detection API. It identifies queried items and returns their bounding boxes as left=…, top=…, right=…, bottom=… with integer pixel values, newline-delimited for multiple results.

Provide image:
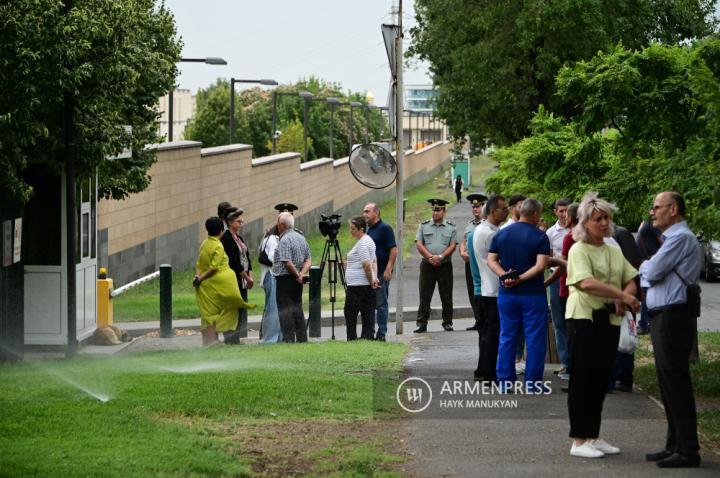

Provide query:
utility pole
left=394, top=0, right=405, bottom=335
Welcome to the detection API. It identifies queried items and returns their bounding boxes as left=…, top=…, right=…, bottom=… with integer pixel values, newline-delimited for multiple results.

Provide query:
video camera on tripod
left=317, top=213, right=346, bottom=340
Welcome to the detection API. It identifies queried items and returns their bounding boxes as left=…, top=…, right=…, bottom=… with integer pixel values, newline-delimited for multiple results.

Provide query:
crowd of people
left=192, top=187, right=702, bottom=468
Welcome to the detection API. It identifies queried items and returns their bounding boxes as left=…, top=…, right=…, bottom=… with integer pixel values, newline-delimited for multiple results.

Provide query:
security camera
left=273, top=130, right=282, bottom=139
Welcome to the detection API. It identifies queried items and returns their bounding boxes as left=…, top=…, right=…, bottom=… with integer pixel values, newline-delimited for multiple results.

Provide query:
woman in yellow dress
left=194, top=217, right=255, bottom=345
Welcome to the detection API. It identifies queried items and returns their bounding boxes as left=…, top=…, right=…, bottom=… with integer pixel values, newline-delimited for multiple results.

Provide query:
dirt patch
left=154, top=413, right=412, bottom=477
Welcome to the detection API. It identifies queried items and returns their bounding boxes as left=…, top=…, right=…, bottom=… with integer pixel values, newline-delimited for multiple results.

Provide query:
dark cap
left=466, top=193, right=488, bottom=206
left=274, top=203, right=298, bottom=213
left=428, top=198, right=449, bottom=208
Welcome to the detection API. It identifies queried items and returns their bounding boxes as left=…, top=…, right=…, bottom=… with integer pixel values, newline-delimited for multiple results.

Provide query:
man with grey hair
left=488, top=198, right=551, bottom=392
left=273, top=212, right=312, bottom=343
left=363, top=202, right=397, bottom=341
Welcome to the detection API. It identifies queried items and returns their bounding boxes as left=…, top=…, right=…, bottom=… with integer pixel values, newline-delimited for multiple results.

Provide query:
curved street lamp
left=229, top=78, right=277, bottom=144
left=299, top=91, right=314, bottom=161
left=168, top=56, right=227, bottom=141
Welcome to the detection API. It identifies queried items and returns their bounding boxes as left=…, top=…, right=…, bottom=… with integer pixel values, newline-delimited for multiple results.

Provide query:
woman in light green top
left=564, top=192, right=641, bottom=459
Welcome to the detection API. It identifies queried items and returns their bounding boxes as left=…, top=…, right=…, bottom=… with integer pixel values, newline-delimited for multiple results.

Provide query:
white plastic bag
left=618, top=311, right=639, bottom=354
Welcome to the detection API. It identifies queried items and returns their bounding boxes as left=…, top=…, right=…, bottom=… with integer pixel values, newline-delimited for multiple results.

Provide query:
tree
left=487, top=38, right=720, bottom=236
left=0, top=0, right=181, bottom=204
left=185, top=76, right=384, bottom=161
left=267, top=120, right=309, bottom=156
left=408, top=0, right=717, bottom=146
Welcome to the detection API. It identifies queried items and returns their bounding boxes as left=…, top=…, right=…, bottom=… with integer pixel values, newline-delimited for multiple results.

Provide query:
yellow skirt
left=195, top=268, right=254, bottom=332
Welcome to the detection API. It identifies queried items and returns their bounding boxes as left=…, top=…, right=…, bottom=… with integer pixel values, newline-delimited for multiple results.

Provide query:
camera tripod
left=318, top=235, right=346, bottom=340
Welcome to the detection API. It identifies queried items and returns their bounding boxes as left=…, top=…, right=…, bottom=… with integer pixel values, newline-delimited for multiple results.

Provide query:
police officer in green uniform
left=414, top=199, right=457, bottom=333
left=461, top=193, right=487, bottom=330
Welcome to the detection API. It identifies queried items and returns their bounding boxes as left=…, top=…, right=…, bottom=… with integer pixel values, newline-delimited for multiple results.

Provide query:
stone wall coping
left=333, top=157, right=349, bottom=168
left=300, top=157, right=334, bottom=171
left=201, top=143, right=253, bottom=157
left=147, top=140, right=202, bottom=152
left=251, top=152, right=301, bottom=167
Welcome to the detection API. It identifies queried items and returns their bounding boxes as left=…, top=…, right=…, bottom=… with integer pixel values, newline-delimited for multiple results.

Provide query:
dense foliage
left=409, top=0, right=717, bottom=146
left=185, top=77, right=387, bottom=160
left=487, top=39, right=720, bottom=236
left=0, top=0, right=181, bottom=204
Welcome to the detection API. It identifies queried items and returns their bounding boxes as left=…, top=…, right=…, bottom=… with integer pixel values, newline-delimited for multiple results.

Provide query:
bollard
left=159, top=264, right=173, bottom=338
left=97, top=268, right=113, bottom=327
left=308, top=266, right=322, bottom=337
left=403, top=198, right=407, bottom=222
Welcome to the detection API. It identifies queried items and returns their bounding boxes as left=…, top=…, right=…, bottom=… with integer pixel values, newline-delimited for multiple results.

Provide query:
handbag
left=618, top=311, right=639, bottom=354
left=258, top=237, right=273, bottom=267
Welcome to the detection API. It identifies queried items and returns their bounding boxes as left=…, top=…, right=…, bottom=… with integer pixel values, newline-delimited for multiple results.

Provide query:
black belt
left=647, top=303, right=688, bottom=317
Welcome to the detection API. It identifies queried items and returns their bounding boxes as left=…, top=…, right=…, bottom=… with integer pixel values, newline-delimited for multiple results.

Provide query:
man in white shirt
left=545, top=198, right=571, bottom=378
left=472, top=195, right=509, bottom=381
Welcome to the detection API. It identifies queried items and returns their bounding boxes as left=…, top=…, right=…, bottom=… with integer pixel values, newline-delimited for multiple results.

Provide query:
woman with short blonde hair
left=564, top=192, right=640, bottom=458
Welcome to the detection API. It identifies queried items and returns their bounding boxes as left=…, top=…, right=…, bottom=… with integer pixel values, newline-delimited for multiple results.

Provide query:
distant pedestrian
left=454, top=175, right=464, bottom=202
left=414, top=199, right=457, bottom=333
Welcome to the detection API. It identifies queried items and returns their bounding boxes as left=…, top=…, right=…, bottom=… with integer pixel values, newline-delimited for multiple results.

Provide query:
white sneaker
left=590, top=438, right=620, bottom=455
left=570, top=442, right=605, bottom=458
left=515, top=361, right=525, bottom=375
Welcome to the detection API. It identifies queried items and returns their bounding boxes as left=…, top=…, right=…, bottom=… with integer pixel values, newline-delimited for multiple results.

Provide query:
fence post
left=308, top=266, right=321, bottom=337
left=159, top=264, right=172, bottom=338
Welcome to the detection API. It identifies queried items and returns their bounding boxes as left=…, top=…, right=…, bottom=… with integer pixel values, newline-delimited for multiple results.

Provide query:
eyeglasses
left=650, top=203, right=673, bottom=212
left=432, top=207, right=444, bottom=212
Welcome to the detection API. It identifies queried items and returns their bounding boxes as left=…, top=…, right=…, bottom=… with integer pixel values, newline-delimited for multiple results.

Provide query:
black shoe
left=656, top=453, right=700, bottom=468
left=637, top=326, right=650, bottom=335
left=442, top=323, right=454, bottom=331
left=466, top=324, right=479, bottom=331
left=561, top=386, right=569, bottom=393
left=645, top=449, right=673, bottom=462
left=375, top=335, right=386, bottom=342
left=614, top=382, right=633, bottom=393
left=413, top=325, right=427, bottom=334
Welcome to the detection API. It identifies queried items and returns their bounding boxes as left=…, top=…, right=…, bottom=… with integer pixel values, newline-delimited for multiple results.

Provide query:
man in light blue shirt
left=639, top=191, right=702, bottom=468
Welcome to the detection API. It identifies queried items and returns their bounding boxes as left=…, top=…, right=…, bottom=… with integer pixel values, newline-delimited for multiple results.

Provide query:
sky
left=164, top=0, right=430, bottom=103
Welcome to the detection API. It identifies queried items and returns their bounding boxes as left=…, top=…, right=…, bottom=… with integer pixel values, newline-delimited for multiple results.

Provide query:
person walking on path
left=473, top=195, right=509, bottom=382
left=564, top=193, right=640, bottom=458
left=414, top=199, right=457, bottom=333
left=640, top=191, right=702, bottom=468
left=273, top=212, right=312, bottom=343
left=460, top=193, right=488, bottom=331
left=454, top=175, right=464, bottom=202
left=487, top=198, right=550, bottom=391
left=363, top=203, right=397, bottom=341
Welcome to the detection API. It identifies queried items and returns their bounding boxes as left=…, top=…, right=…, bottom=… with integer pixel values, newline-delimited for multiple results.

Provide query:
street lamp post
left=325, top=97, right=341, bottom=159
left=271, top=91, right=301, bottom=154
left=229, top=78, right=277, bottom=144
left=299, top=91, right=314, bottom=161
left=169, top=57, right=227, bottom=141
left=348, top=101, right=362, bottom=152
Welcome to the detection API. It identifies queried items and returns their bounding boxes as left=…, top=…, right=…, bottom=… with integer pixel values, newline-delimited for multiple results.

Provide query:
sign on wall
left=13, top=218, right=22, bottom=263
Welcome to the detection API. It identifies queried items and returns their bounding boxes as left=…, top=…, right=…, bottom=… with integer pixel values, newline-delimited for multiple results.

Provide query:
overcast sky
left=165, top=0, right=430, bottom=103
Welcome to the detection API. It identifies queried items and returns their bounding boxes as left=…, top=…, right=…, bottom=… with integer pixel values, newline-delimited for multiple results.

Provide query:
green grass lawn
left=0, top=341, right=408, bottom=477
left=113, top=155, right=498, bottom=323
left=634, top=331, right=720, bottom=452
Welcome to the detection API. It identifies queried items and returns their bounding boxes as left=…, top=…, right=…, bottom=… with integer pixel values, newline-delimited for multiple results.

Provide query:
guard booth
left=22, top=168, right=98, bottom=345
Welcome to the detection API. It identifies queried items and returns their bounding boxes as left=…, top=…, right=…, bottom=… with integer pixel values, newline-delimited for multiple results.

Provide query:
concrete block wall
left=99, top=141, right=451, bottom=285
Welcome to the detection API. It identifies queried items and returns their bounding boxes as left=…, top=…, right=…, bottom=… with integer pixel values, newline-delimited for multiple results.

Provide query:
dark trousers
left=345, top=285, right=375, bottom=340
left=417, top=261, right=453, bottom=326
left=567, top=311, right=619, bottom=439
left=475, top=296, right=499, bottom=381
left=650, top=304, right=699, bottom=456
left=276, top=275, right=307, bottom=343
left=465, top=262, right=483, bottom=325
left=223, top=287, right=248, bottom=344
left=613, top=351, right=634, bottom=387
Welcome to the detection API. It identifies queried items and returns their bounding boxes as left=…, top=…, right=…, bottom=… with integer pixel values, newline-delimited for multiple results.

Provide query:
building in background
left=158, top=89, right=196, bottom=142
left=402, top=84, right=445, bottom=148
